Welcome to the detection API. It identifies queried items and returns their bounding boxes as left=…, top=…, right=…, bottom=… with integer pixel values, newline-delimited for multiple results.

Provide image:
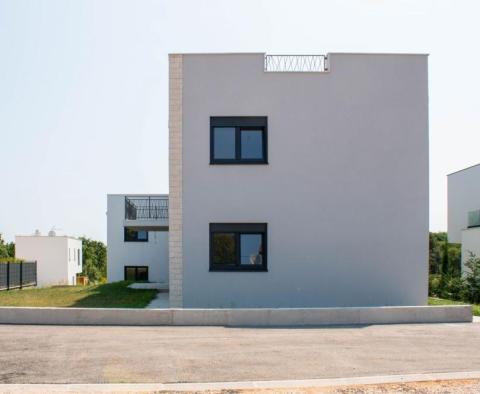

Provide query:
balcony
left=124, top=196, right=168, bottom=230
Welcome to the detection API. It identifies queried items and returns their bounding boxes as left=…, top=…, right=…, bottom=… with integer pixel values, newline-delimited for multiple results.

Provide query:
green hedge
left=0, top=258, right=24, bottom=263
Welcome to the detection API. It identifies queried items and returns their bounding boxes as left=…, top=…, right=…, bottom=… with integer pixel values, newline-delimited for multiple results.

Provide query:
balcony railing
left=468, top=209, right=480, bottom=228
left=125, top=196, right=168, bottom=220
left=264, top=55, right=328, bottom=73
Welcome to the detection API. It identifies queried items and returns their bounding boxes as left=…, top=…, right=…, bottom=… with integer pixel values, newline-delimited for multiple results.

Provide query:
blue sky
left=1, top=0, right=479, bottom=242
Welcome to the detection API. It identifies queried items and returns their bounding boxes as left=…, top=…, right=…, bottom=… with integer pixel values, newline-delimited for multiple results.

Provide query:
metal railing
left=468, top=209, right=480, bottom=228
left=264, top=55, right=328, bottom=72
left=0, top=261, right=37, bottom=291
left=125, top=196, right=169, bottom=220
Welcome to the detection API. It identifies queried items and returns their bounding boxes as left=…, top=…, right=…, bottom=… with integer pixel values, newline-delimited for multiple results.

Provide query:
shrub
left=464, top=252, right=480, bottom=304
left=0, top=258, right=24, bottom=263
left=429, top=274, right=442, bottom=297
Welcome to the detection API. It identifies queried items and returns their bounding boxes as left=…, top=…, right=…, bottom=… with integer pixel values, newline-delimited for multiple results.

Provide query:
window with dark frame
left=210, top=223, right=267, bottom=272
left=124, top=228, right=148, bottom=242
left=124, top=266, right=149, bottom=281
left=210, top=117, right=268, bottom=164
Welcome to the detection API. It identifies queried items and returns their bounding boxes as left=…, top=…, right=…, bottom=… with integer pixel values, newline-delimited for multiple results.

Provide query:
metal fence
left=0, top=261, right=37, bottom=290
left=264, top=55, right=328, bottom=72
left=125, top=196, right=169, bottom=220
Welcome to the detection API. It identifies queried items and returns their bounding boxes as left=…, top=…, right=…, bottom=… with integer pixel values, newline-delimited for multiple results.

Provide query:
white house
left=107, top=194, right=169, bottom=283
left=15, top=230, right=82, bottom=286
left=448, top=163, right=480, bottom=269
left=108, top=52, right=429, bottom=309
left=168, top=52, right=429, bottom=308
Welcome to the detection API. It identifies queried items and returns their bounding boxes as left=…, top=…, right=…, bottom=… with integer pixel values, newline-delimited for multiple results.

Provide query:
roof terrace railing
left=125, top=196, right=168, bottom=220
left=264, top=55, right=328, bottom=73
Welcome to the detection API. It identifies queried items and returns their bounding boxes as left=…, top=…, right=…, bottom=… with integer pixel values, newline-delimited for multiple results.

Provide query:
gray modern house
left=167, top=52, right=429, bottom=308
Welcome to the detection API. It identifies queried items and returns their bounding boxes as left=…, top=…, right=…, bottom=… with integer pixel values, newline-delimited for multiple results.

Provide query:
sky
left=0, top=0, right=479, bottom=243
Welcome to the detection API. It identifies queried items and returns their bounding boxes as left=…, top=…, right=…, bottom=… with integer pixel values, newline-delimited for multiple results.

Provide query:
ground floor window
left=124, top=228, right=148, bottom=242
left=209, top=223, right=267, bottom=272
left=124, top=266, right=149, bottom=281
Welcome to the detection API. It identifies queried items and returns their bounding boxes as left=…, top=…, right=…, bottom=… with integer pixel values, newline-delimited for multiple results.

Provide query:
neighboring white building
left=15, top=230, right=83, bottom=286
left=448, top=163, right=480, bottom=269
left=107, top=194, right=169, bottom=283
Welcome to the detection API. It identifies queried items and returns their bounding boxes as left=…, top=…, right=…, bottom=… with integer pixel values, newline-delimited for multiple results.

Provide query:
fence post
left=6, top=261, right=10, bottom=290
left=19, top=260, right=23, bottom=289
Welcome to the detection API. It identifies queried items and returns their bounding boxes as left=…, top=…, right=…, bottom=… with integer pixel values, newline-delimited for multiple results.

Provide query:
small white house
left=15, top=230, right=83, bottom=286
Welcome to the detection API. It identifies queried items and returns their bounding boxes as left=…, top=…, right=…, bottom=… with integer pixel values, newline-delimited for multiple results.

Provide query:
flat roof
left=169, top=52, right=429, bottom=56
left=447, top=162, right=480, bottom=177
left=107, top=193, right=168, bottom=197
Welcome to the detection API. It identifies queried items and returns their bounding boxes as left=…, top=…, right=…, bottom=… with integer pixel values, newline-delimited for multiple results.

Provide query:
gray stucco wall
left=180, top=53, right=429, bottom=308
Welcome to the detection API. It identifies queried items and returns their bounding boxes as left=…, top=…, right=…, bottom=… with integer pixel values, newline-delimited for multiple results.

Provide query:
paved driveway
left=0, top=322, right=479, bottom=384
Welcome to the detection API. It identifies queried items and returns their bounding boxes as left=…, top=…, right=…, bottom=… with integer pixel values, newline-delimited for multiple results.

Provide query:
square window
left=210, top=117, right=267, bottom=164
left=210, top=223, right=267, bottom=272
left=124, top=228, right=149, bottom=242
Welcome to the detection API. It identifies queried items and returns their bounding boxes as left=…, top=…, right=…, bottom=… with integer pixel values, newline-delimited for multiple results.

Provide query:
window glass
left=125, top=267, right=136, bottom=281
left=212, top=233, right=236, bottom=265
left=137, top=267, right=148, bottom=281
left=213, top=127, right=236, bottom=159
left=241, top=130, right=263, bottom=159
left=240, top=234, right=263, bottom=265
left=137, top=230, right=148, bottom=241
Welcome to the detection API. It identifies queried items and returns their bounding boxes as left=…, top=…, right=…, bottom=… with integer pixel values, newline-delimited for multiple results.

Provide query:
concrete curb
left=1, top=371, right=480, bottom=393
left=0, top=305, right=472, bottom=326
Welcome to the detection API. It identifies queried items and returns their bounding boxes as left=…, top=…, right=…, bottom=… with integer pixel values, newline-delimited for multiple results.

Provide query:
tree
left=0, top=234, right=14, bottom=259
left=80, top=237, right=107, bottom=283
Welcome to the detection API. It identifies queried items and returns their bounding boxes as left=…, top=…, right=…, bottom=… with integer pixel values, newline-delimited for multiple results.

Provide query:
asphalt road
left=0, top=322, right=479, bottom=384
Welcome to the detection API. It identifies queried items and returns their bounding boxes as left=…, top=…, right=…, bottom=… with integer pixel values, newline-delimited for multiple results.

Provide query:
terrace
left=124, top=195, right=169, bottom=230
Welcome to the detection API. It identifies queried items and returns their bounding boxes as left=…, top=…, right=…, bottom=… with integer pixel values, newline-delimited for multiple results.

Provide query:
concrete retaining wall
left=0, top=305, right=472, bottom=326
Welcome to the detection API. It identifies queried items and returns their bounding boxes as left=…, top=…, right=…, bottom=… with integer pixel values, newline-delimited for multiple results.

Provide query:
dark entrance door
left=124, top=266, right=149, bottom=281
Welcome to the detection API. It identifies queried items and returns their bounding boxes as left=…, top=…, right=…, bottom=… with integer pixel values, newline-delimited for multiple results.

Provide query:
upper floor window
left=210, top=117, right=268, bottom=164
left=124, top=228, right=148, bottom=242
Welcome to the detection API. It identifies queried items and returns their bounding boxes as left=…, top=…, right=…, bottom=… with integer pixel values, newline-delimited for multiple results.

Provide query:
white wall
left=107, top=195, right=169, bottom=282
left=448, top=164, right=480, bottom=243
left=15, top=236, right=82, bottom=286
left=179, top=53, right=429, bottom=308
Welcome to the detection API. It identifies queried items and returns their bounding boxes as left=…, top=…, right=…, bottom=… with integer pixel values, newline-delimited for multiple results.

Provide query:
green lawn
left=0, top=281, right=157, bottom=308
left=428, top=297, right=480, bottom=316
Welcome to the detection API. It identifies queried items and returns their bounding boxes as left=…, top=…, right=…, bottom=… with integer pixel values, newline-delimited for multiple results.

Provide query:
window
left=124, top=228, right=148, bottom=242
left=124, top=266, right=149, bottom=281
left=210, top=117, right=268, bottom=164
left=210, top=223, right=267, bottom=271
left=77, top=249, right=81, bottom=266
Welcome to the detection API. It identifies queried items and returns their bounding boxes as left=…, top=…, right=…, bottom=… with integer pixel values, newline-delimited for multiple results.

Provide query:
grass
left=428, top=297, right=480, bottom=316
left=0, top=281, right=157, bottom=308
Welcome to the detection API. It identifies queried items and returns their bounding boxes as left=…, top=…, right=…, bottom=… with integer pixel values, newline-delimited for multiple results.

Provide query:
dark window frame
left=124, top=266, right=149, bottom=281
left=124, top=228, right=149, bottom=242
left=210, top=117, right=268, bottom=164
left=209, top=223, right=268, bottom=272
